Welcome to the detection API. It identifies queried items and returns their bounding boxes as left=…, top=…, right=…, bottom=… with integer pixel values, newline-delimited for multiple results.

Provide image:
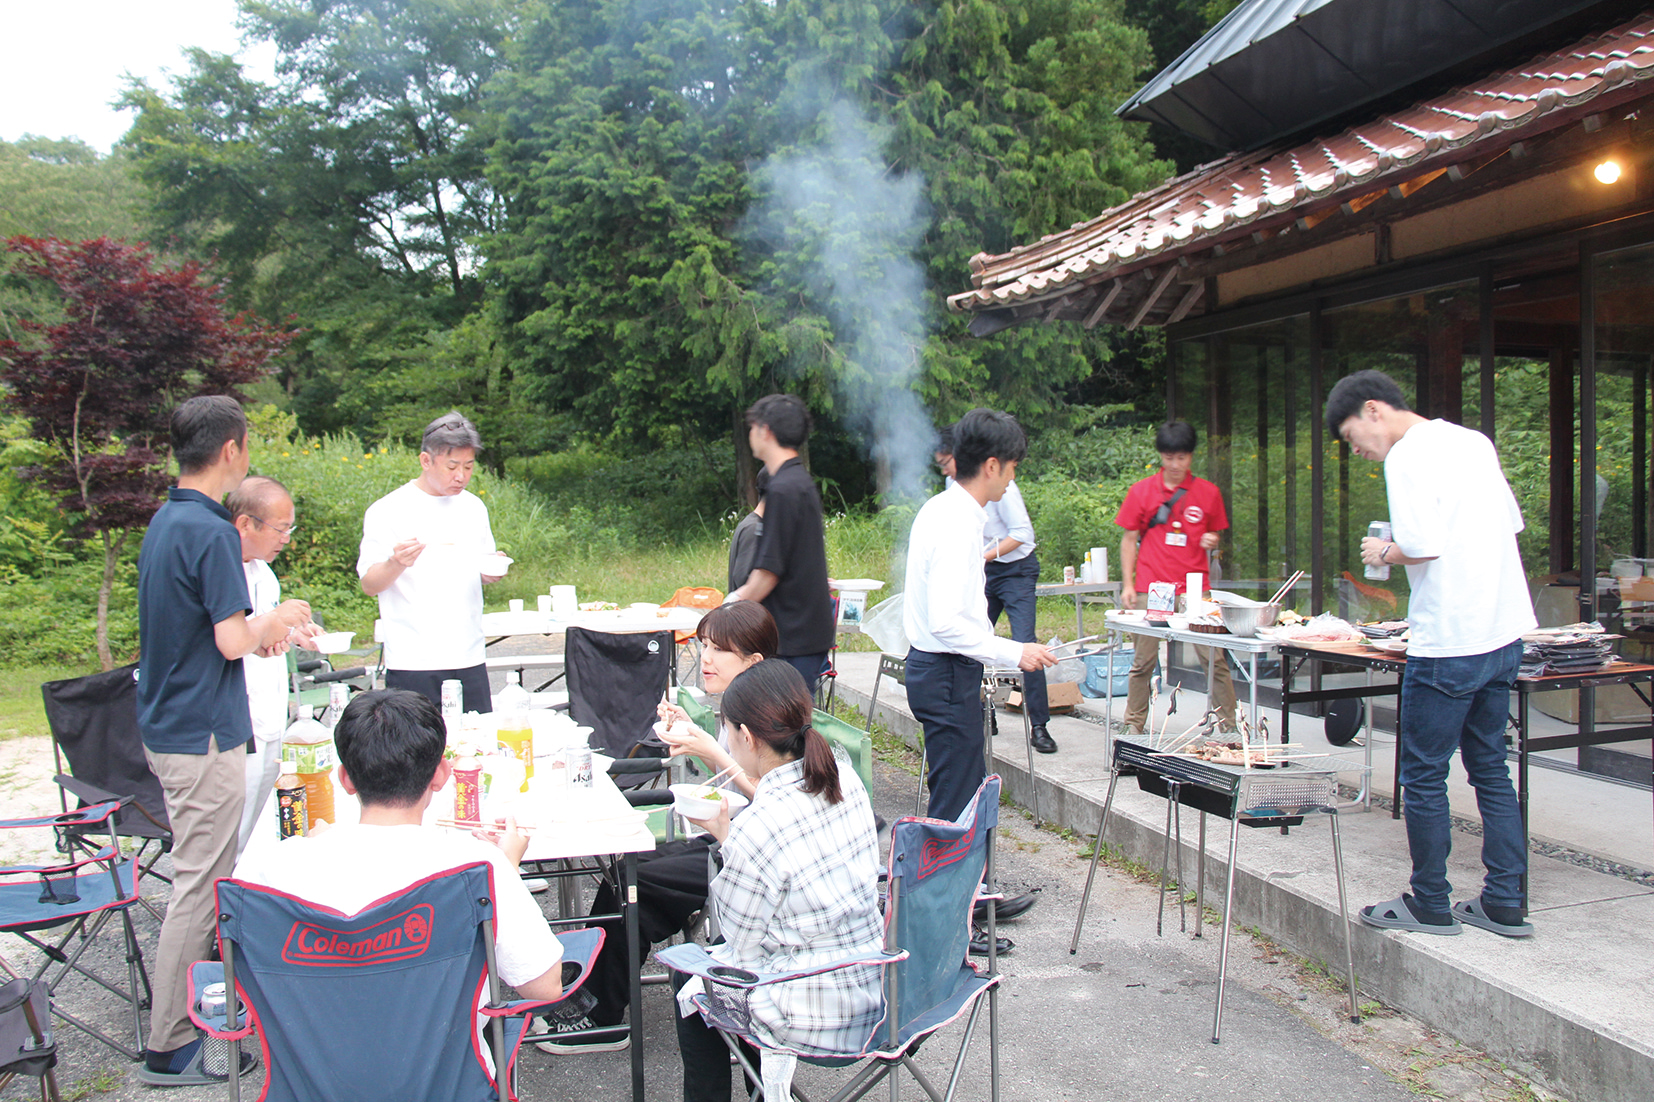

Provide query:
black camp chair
left=560, top=626, right=677, bottom=793
left=0, top=978, right=59, bottom=1102
left=41, top=665, right=172, bottom=917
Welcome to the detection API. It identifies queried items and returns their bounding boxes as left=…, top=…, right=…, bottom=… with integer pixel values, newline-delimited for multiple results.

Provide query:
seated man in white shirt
left=235, top=690, right=565, bottom=1015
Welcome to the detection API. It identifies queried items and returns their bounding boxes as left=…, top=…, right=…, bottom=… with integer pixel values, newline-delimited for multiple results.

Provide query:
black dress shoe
left=974, top=891, right=1038, bottom=923
left=969, top=929, right=1013, bottom=956
left=1030, top=724, right=1058, bottom=754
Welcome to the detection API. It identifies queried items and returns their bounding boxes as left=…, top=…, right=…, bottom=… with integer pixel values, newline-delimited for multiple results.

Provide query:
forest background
left=0, top=0, right=1247, bottom=687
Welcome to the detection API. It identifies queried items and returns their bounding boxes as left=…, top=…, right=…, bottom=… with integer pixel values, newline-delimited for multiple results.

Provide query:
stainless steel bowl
left=1217, top=601, right=1279, bottom=637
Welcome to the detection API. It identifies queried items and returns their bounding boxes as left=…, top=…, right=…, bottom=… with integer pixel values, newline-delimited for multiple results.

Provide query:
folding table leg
left=1069, top=768, right=1122, bottom=954
left=1212, top=814, right=1241, bottom=1044
left=1329, top=810, right=1360, bottom=1024
left=1156, top=781, right=1179, bottom=938
left=624, top=853, right=644, bottom=1102
left=1194, top=812, right=1207, bottom=939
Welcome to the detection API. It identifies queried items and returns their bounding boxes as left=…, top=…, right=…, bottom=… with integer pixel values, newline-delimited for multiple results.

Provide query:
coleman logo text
left=282, top=905, right=434, bottom=967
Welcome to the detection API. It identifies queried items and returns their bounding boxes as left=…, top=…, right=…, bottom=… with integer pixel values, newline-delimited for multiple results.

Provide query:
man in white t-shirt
left=229, top=476, right=313, bottom=855
left=1327, top=370, right=1538, bottom=939
left=358, top=411, right=503, bottom=713
left=235, top=690, right=564, bottom=1029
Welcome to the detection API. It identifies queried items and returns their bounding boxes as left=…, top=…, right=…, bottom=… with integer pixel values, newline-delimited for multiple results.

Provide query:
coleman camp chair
left=0, top=801, right=152, bottom=1061
left=660, top=775, right=1004, bottom=1102
left=188, top=862, right=604, bottom=1102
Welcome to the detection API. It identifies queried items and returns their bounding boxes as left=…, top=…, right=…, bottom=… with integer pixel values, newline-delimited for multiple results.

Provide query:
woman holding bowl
left=675, top=660, right=883, bottom=1100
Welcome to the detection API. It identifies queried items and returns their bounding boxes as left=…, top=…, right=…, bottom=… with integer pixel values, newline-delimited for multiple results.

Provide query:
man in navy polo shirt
left=135, top=396, right=314, bottom=1086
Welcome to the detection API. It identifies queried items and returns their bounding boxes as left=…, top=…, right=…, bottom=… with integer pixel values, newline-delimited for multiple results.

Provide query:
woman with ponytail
left=676, top=660, right=883, bottom=1097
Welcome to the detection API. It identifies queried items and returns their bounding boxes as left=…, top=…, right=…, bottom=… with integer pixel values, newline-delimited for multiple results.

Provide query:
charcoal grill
left=1070, top=735, right=1360, bottom=1042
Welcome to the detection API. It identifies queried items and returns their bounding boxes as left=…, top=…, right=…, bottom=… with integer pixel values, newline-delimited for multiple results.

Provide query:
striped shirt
left=709, top=756, right=885, bottom=1055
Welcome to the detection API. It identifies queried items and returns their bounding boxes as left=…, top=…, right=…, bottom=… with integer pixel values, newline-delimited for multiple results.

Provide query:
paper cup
left=537, top=594, right=553, bottom=614
left=550, top=585, right=578, bottom=615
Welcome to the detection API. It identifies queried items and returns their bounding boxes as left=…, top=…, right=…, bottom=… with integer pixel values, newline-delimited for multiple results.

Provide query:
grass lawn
left=0, top=665, right=90, bottom=741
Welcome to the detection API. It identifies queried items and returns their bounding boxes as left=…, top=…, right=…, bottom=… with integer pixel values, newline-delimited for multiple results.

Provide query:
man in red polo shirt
left=1115, top=420, right=1235, bottom=736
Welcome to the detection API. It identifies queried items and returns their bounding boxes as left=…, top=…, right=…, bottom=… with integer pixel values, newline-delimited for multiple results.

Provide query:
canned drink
left=277, top=769, right=308, bottom=838
left=440, top=679, right=464, bottom=712
left=1365, top=520, right=1393, bottom=581
left=1063, top=565, right=1076, bottom=585
left=566, top=746, right=593, bottom=789
left=199, top=982, right=227, bottom=1019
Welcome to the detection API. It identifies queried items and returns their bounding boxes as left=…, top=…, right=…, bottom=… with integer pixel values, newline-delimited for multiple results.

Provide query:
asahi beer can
left=199, top=982, right=227, bottom=1019
left=567, top=747, right=593, bottom=789
left=1365, top=520, right=1393, bottom=581
left=440, top=679, right=464, bottom=713
left=277, top=770, right=308, bottom=838
left=1063, top=565, right=1076, bottom=585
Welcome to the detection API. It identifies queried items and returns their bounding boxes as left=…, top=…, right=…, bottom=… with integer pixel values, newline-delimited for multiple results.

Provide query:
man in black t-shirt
left=729, top=395, right=835, bottom=688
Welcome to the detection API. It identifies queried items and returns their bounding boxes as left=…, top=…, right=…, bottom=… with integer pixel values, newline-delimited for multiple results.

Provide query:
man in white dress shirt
left=904, top=409, right=1055, bottom=824
left=358, top=411, right=504, bottom=714
left=228, top=476, right=311, bottom=854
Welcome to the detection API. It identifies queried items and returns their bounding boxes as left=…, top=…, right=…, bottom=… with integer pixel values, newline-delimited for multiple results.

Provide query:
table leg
left=1517, top=686, right=1529, bottom=909
left=1392, top=681, right=1405, bottom=820
left=1157, top=782, right=1178, bottom=938
left=1194, top=812, right=1207, bottom=939
left=1329, top=810, right=1359, bottom=1024
left=1281, top=655, right=1294, bottom=746
left=1360, top=669, right=1374, bottom=809
left=1174, top=793, right=1187, bottom=934
left=1248, top=650, right=1259, bottom=735
left=1069, top=768, right=1122, bottom=954
left=1073, top=591, right=1084, bottom=644
left=1212, top=814, right=1241, bottom=1044
left=624, top=852, right=644, bottom=1102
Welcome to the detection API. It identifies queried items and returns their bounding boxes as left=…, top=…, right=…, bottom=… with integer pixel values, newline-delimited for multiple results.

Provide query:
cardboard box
left=1007, top=681, right=1082, bottom=713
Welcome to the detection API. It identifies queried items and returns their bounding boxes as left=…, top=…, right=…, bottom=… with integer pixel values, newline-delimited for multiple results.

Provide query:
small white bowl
left=1167, top=615, right=1190, bottom=631
left=669, top=783, right=749, bottom=821
left=480, top=553, right=514, bottom=576
left=310, top=630, right=355, bottom=653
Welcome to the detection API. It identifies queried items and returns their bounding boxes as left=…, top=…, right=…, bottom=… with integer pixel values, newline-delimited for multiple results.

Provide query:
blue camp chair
left=188, top=863, right=604, bottom=1102
left=0, top=800, right=151, bottom=1061
left=660, top=775, right=1004, bottom=1101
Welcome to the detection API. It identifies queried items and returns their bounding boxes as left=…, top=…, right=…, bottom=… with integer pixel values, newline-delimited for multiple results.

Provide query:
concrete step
left=834, top=649, right=1654, bottom=1102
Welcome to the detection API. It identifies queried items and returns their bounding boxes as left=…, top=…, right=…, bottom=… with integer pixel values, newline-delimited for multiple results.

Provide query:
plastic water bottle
left=494, top=671, right=534, bottom=791
left=281, top=705, right=335, bottom=828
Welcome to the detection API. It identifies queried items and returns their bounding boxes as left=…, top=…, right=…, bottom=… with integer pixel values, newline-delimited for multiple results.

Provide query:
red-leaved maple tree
left=0, top=237, right=291, bottom=669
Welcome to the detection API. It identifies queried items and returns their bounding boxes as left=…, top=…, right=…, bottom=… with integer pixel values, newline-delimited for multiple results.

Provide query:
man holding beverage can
left=1327, top=369, right=1537, bottom=938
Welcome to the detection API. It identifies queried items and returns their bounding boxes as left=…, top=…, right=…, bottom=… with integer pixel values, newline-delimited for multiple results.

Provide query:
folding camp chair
left=0, top=801, right=152, bottom=1061
left=41, top=666, right=172, bottom=906
left=188, top=863, right=605, bottom=1102
left=660, top=775, right=1004, bottom=1102
left=562, top=626, right=678, bottom=793
left=0, top=977, right=60, bottom=1102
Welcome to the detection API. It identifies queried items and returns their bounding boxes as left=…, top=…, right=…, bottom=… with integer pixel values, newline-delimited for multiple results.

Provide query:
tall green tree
left=118, top=0, right=526, bottom=448
left=485, top=0, right=1171, bottom=498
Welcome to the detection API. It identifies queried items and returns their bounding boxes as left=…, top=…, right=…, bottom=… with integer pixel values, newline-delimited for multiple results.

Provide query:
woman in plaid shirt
left=678, top=660, right=884, bottom=1096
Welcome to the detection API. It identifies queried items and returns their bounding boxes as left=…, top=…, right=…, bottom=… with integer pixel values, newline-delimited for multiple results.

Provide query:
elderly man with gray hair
left=358, top=411, right=503, bottom=713
left=228, top=475, right=313, bottom=854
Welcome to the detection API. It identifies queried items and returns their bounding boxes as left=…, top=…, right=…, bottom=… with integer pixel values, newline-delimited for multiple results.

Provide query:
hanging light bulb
left=1594, top=159, right=1623, bottom=184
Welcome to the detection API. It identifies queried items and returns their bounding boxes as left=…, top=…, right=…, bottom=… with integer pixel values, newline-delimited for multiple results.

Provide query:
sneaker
left=527, top=1014, right=631, bottom=1054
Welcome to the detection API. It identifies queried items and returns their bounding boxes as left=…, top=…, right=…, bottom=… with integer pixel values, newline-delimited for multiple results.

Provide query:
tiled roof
left=948, top=10, right=1654, bottom=325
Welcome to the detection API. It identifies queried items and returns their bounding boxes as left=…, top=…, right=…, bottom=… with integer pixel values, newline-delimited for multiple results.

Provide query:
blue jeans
left=985, top=555, right=1046, bottom=725
left=1398, top=639, right=1526, bottom=913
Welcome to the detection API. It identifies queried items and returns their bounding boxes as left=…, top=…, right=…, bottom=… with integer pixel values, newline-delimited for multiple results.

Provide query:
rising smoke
left=750, top=97, right=938, bottom=509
